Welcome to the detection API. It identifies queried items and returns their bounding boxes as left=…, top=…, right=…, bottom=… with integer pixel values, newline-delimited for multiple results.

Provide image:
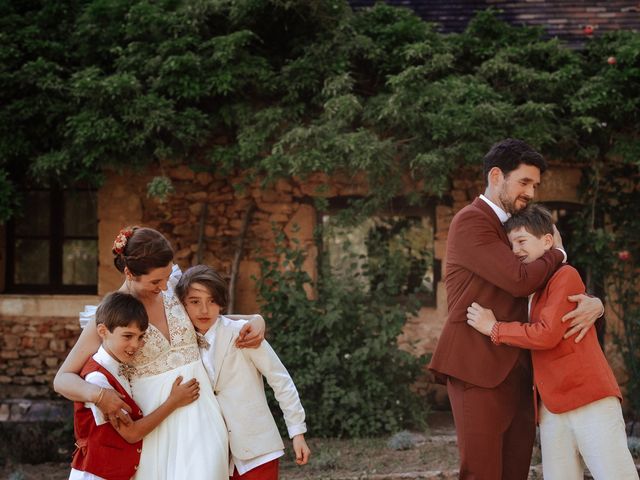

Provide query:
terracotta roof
left=349, top=0, right=640, bottom=48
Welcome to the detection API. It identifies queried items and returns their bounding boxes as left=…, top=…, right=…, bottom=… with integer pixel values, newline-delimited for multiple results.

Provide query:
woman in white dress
left=55, top=227, right=265, bottom=479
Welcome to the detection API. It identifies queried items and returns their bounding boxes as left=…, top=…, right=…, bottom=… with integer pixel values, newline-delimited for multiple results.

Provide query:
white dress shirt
left=480, top=194, right=510, bottom=224
left=200, top=323, right=218, bottom=383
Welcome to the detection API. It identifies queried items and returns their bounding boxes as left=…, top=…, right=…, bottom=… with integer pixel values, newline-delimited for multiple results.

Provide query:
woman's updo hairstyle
left=112, top=226, right=174, bottom=276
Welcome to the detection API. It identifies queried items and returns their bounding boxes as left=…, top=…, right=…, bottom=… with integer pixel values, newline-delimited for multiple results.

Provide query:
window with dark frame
left=5, top=186, right=98, bottom=294
left=321, top=198, right=439, bottom=306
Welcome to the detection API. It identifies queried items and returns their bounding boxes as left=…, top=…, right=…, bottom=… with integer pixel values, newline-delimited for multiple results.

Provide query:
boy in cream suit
left=175, top=265, right=310, bottom=480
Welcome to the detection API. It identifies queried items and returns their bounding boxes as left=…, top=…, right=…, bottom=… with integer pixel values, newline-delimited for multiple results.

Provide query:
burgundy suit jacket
left=497, top=265, right=621, bottom=413
left=429, top=197, right=564, bottom=388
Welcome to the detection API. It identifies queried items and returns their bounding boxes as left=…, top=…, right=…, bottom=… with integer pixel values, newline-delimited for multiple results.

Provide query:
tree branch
left=228, top=201, right=256, bottom=314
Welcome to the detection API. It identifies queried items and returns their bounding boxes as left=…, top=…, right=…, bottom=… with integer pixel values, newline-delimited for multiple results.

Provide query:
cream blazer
left=204, top=315, right=307, bottom=461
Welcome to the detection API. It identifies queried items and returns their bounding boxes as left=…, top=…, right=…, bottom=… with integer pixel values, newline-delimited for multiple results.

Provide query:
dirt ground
left=2, top=435, right=461, bottom=480
left=2, top=412, right=460, bottom=480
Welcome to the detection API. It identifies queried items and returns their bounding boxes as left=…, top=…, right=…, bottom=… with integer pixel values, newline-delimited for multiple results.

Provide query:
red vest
left=71, top=358, right=144, bottom=480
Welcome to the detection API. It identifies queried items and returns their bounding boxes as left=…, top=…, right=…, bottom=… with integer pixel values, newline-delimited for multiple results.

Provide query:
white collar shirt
left=198, top=320, right=219, bottom=385
left=91, top=345, right=132, bottom=397
left=479, top=194, right=510, bottom=224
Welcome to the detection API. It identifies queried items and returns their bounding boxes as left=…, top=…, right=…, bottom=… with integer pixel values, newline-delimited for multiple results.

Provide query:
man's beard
left=498, top=188, right=530, bottom=214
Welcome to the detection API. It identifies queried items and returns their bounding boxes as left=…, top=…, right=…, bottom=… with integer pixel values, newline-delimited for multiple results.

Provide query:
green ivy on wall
left=3, top=2, right=638, bottom=214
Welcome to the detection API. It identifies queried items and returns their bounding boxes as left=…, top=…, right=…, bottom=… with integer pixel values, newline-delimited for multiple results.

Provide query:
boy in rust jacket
left=71, top=292, right=199, bottom=480
left=467, top=204, right=637, bottom=480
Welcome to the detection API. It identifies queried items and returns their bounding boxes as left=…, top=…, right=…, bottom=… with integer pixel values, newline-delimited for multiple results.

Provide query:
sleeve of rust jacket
left=497, top=266, right=586, bottom=349
left=450, top=207, right=564, bottom=298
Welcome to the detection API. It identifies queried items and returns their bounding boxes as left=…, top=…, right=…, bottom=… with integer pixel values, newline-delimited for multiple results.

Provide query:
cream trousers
left=539, top=396, right=638, bottom=480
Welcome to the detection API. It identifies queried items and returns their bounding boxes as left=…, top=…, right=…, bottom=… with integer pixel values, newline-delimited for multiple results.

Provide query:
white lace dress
left=80, top=267, right=228, bottom=480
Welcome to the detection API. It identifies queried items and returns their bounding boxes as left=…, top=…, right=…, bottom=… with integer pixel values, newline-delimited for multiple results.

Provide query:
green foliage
left=147, top=175, right=175, bottom=201
left=581, top=168, right=640, bottom=414
left=256, top=233, right=427, bottom=437
left=3, top=1, right=640, bottom=216
left=569, top=163, right=640, bottom=417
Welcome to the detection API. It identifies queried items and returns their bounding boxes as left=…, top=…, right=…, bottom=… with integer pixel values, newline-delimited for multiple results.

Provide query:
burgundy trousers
left=447, top=356, right=536, bottom=480
left=231, top=459, right=280, bottom=480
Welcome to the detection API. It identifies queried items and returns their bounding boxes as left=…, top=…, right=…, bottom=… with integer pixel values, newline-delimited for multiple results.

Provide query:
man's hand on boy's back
left=552, top=224, right=564, bottom=250
left=236, top=314, right=266, bottom=348
left=292, top=434, right=311, bottom=466
left=562, top=294, right=604, bottom=342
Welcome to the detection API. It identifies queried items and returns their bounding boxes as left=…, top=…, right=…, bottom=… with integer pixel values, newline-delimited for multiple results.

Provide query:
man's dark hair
left=504, top=203, right=554, bottom=238
left=483, top=138, right=547, bottom=185
left=175, top=265, right=229, bottom=314
left=96, top=291, right=149, bottom=332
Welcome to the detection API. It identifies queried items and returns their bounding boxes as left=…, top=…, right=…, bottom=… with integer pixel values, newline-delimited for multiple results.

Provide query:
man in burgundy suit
left=429, top=139, right=604, bottom=479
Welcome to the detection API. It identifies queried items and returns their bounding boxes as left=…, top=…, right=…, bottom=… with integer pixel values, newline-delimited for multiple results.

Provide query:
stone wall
left=3, top=163, right=620, bottom=405
left=0, top=295, right=96, bottom=399
left=98, top=168, right=375, bottom=313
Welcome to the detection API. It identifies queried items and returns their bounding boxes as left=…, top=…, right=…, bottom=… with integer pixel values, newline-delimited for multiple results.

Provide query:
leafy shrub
left=570, top=163, right=640, bottom=419
left=256, top=232, right=427, bottom=437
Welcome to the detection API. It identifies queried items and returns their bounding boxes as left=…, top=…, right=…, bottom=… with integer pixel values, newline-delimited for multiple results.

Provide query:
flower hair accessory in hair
left=113, top=227, right=135, bottom=255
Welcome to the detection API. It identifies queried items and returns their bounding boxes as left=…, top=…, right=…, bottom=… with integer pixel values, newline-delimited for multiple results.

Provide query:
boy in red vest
left=466, top=204, right=638, bottom=480
left=70, top=291, right=200, bottom=480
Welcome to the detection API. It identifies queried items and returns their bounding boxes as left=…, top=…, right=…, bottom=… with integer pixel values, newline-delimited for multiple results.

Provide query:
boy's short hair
left=175, top=265, right=229, bottom=313
left=504, top=203, right=554, bottom=238
left=96, top=292, right=149, bottom=332
left=482, top=138, right=547, bottom=186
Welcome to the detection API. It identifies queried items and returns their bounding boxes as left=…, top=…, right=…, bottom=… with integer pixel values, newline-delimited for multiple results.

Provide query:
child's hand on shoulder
left=292, top=434, right=310, bottom=465
left=168, top=376, right=200, bottom=407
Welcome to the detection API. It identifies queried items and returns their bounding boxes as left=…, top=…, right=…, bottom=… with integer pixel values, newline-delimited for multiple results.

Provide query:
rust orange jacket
left=429, top=197, right=564, bottom=387
left=496, top=265, right=621, bottom=413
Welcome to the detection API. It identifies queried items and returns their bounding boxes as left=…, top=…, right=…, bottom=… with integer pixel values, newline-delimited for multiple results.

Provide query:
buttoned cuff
left=490, top=322, right=501, bottom=346
left=287, top=423, right=307, bottom=438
